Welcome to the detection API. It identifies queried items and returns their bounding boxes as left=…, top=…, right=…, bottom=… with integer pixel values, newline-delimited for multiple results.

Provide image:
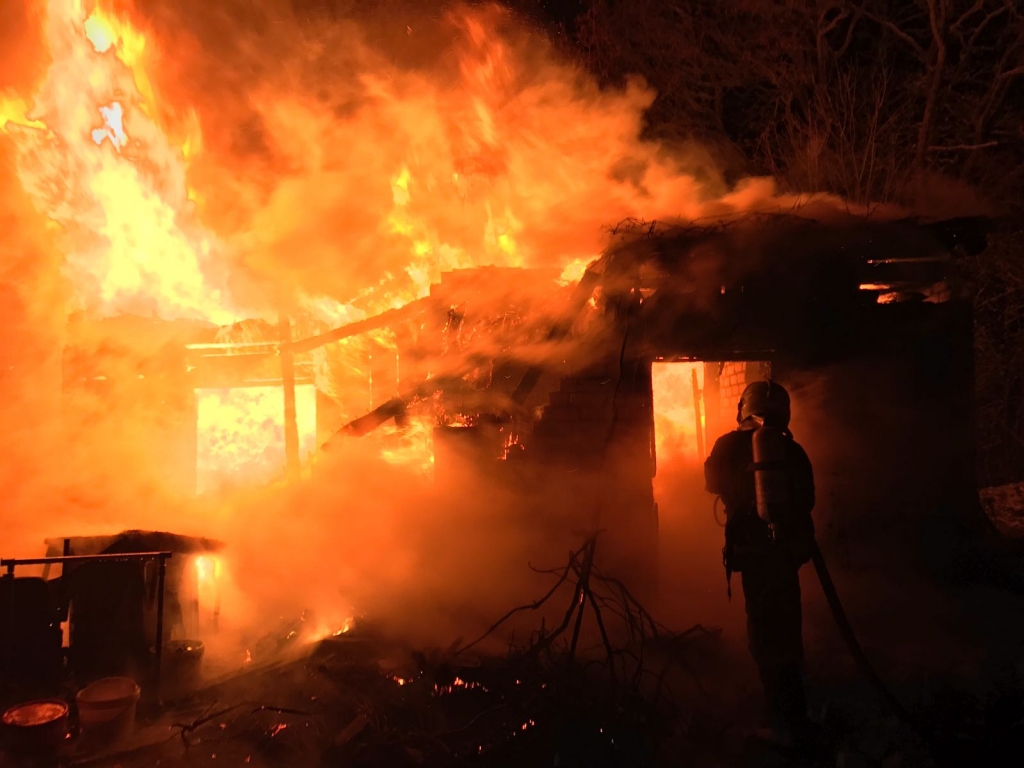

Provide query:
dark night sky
left=508, top=0, right=587, bottom=29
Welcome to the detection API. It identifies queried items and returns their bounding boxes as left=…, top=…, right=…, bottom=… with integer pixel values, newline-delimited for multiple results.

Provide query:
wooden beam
left=279, top=313, right=301, bottom=482
left=691, top=367, right=705, bottom=461
left=283, top=298, right=430, bottom=355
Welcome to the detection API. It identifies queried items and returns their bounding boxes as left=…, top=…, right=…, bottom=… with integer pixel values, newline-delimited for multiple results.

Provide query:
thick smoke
left=0, top=0, right=906, bottom=668
left=129, top=0, right=872, bottom=317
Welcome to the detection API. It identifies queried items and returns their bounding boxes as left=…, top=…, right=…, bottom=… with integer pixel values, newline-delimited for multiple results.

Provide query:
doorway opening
left=651, top=360, right=768, bottom=619
left=652, top=359, right=771, bottom=479
left=651, top=358, right=770, bottom=528
left=195, top=384, right=318, bottom=494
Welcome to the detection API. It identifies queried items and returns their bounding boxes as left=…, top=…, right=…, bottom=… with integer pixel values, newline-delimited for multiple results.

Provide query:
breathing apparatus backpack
left=722, top=419, right=814, bottom=589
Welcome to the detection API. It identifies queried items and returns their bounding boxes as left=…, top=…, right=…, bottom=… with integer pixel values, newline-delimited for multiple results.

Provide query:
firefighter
left=704, top=380, right=816, bottom=742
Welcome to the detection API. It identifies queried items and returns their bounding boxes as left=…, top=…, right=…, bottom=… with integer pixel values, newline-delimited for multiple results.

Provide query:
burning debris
left=0, top=538, right=721, bottom=767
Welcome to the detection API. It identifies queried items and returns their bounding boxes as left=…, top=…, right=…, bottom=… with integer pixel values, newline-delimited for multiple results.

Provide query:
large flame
left=0, top=0, right=837, bottom=358
left=0, top=0, right=847, bottom=510
left=2, top=0, right=230, bottom=322
left=195, top=384, right=318, bottom=494
left=0, top=0, right=861, bottom=652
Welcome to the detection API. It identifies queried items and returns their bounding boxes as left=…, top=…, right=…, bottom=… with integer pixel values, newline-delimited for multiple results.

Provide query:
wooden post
left=691, top=367, right=705, bottom=461
left=278, top=313, right=301, bottom=482
left=154, top=555, right=167, bottom=705
left=703, top=362, right=722, bottom=447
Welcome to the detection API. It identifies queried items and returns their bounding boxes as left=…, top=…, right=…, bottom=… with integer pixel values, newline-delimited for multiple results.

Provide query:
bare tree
left=575, top=0, right=1024, bottom=207
left=855, top=0, right=1024, bottom=181
left=570, top=0, right=1024, bottom=482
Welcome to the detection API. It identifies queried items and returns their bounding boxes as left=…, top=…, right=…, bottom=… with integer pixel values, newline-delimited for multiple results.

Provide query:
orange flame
left=3, top=0, right=232, bottom=323
left=0, top=0, right=868, bottom=495
left=651, top=362, right=706, bottom=467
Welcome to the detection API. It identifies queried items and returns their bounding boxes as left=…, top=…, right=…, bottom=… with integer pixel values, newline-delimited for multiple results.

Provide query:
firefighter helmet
left=737, top=380, right=791, bottom=428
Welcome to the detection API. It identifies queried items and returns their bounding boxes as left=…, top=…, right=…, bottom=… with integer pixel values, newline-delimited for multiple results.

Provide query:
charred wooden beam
left=320, top=375, right=467, bottom=448
left=334, top=397, right=408, bottom=440
left=283, top=298, right=431, bottom=355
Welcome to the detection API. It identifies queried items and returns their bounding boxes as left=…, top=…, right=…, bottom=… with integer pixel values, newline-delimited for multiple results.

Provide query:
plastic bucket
left=75, top=677, right=140, bottom=746
left=1, top=699, right=69, bottom=757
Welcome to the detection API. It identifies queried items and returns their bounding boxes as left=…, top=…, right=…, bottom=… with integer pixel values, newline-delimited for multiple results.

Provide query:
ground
left=6, top=492, right=1024, bottom=768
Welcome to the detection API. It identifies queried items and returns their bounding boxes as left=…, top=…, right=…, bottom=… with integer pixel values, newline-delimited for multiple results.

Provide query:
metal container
left=163, top=639, right=205, bottom=699
left=1, top=699, right=70, bottom=757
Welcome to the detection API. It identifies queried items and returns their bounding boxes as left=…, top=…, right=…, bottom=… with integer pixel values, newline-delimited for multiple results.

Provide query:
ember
left=433, top=676, right=489, bottom=697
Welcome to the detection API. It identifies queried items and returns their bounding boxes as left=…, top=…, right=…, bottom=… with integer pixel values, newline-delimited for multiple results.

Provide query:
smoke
left=0, top=0, right=920, bottom=672
left=129, top=0, right=882, bottom=318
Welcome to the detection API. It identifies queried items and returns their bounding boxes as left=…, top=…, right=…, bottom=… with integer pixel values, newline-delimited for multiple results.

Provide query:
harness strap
left=723, top=549, right=733, bottom=600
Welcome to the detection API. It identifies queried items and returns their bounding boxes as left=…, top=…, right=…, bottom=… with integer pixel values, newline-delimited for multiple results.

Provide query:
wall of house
left=528, top=362, right=659, bottom=595
left=780, top=300, right=982, bottom=573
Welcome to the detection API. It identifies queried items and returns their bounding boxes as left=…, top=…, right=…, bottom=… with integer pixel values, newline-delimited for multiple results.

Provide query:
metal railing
left=1, top=551, right=173, bottom=702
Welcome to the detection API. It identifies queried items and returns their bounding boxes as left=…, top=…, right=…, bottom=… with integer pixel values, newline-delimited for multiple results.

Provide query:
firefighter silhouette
left=704, top=380, right=815, bottom=737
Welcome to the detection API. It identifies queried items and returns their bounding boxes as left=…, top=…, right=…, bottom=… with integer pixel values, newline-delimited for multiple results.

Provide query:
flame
left=83, top=5, right=153, bottom=108
left=305, top=616, right=354, bottom=644
left=558, top=258, right=592, bottom=287
left=0, top=95, right=48, bottom=133
left=379, top=415, right=435, bottom=476
left=433, top=676, right=489, bottom=696
left=3, top=0, right=233, bottom=323
left=651, top=362, right=706, bottom=468
left=195, top=554, right=220, bottom=582
left=3, top=2, right=859, bottom=360
left=190, top=2, right=834, bottom=334
left=193, top=555, right=220, bottom=628
left=195, top=385, right=318, bottom=493
left=501, top=429, right=522, bottom=460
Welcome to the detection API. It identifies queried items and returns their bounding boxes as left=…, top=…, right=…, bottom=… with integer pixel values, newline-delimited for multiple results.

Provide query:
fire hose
left=716, top=492, right=919, bottom=732
left=808, top=541, right=924, bottom=734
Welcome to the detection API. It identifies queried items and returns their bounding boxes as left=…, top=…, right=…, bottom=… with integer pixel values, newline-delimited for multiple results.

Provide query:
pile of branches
left=322, top=534, right=723, bottom=766
left=458, top=534, right=718, bottom=696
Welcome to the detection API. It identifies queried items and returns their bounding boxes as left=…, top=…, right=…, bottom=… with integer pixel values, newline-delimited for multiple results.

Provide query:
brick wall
left=717, top=361, right=768, bottom=427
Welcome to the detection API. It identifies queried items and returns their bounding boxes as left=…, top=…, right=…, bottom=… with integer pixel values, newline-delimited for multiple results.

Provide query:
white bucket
left=76, top=677, right=140, bottom=746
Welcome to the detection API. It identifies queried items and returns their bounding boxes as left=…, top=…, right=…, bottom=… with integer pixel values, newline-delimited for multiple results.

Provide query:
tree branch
left=913, top=0, right=949, bottom=171
left=858, top=8, right=927, bottom=59
left=951, top=0, right=986, bottom=35
left=928, top=141, right=999, bottom=151
left=998, top=65, right=1024, bottom=82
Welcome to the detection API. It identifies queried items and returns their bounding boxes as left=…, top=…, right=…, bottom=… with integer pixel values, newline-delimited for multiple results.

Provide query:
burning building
left=0, top=4, right=1000, bottom=750
left=304, top=211, right=990, bottom=589
left=60, top=207, right=989, bottom=585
